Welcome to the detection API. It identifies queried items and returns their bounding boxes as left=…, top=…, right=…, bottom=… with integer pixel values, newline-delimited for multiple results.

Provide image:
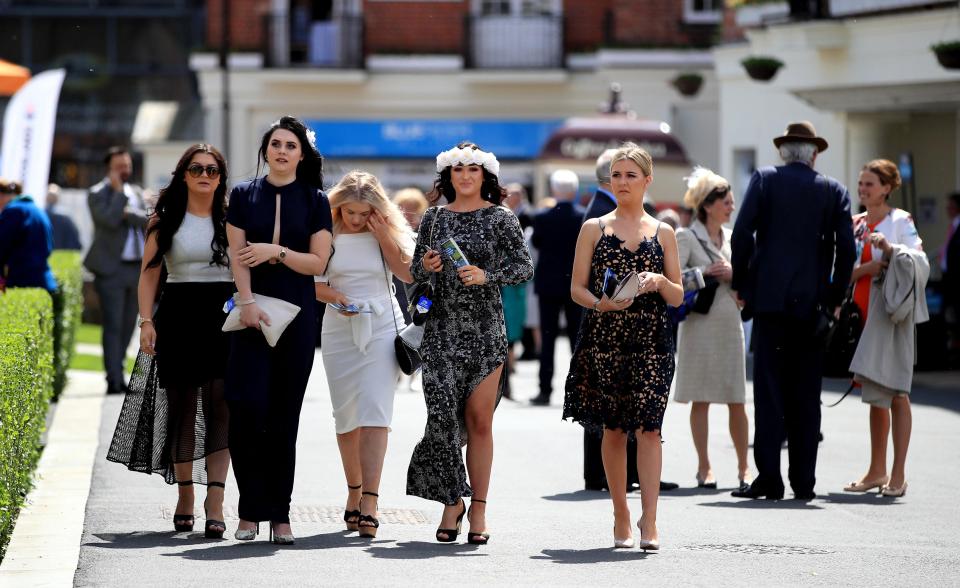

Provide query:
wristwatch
left=278, top=246, right=287, bottom=262
left=137, top=316, right=153, bottom=328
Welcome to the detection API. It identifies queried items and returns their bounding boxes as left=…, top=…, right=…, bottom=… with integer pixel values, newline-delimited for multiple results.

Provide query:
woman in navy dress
left=563, top=143, right=683, bottom=551
left=226, top=116, right=333, bottom=544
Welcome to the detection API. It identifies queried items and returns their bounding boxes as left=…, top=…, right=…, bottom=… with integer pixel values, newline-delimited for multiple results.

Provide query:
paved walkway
left=2, top=342, right=960, bottom=587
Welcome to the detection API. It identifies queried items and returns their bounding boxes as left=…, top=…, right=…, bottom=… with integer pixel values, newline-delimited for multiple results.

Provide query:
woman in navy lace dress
left=564, top=143, right=683, bottom=551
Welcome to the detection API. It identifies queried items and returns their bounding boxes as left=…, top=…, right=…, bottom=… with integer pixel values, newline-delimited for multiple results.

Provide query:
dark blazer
left=946, top=219, right=960, bottom=304
left=84, top=179, right=148, bottom=276
left=731, top=162, right=856, bottom=317
left=531, top=200, right=585, bottom=297
left=582, top=188, right=616, bottom=222
left=46, top=208, right=82, bottom=250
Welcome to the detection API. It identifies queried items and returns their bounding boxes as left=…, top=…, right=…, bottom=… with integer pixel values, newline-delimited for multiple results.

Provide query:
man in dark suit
left=529, top=169, right=585, bottom=406
left=45, top=183, right=82, bottom=251
left=85, top=147, right=148, bottom=394
left=731, top=121, right=856, bottom=500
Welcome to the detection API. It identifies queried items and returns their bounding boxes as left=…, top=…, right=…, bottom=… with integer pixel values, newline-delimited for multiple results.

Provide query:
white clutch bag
left=222, top=293, right=301, bottom=347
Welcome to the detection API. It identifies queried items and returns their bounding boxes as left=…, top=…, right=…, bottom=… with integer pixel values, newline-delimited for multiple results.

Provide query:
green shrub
left=0, top=288, right=54, bottom=561
left=49, top=251, right=83, bottom=399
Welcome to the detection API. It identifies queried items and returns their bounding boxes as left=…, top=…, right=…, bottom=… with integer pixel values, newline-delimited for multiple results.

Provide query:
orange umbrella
left=0, top=59, right=30, bottom=96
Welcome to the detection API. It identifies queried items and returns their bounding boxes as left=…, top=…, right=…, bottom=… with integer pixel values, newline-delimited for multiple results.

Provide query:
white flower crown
left=435, top=147, right=500, bottom=177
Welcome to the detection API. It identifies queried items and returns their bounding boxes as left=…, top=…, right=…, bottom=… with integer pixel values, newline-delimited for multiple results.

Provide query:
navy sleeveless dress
left=563, top=220, right=675, bottom=434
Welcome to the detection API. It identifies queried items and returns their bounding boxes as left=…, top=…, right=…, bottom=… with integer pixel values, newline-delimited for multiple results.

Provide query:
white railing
left=469, top=15, right=563, bottom=69
left=830, top=0, right=951, bottom=17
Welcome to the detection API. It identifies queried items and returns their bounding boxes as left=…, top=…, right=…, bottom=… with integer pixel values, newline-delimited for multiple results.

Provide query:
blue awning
left=304, top=119, right=564, bottom=159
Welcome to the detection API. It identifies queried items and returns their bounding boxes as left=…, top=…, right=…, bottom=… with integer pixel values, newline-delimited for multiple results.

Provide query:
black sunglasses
left=186, top=164, right=221, bottom=179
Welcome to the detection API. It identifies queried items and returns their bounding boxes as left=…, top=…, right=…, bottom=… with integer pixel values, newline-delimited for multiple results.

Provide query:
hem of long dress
left=105, top=446, right=229, bottom=486
left=406, top=486, right=473, bottom=505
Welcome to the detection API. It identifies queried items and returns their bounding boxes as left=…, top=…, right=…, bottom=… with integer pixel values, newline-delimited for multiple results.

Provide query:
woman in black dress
left=563, top=143, right=683, bottom=551
left=407, top=142, right=533, bottom=544
left=226, top=116, right=333, bottom=544
left=107, top=144, right=233, bottom=538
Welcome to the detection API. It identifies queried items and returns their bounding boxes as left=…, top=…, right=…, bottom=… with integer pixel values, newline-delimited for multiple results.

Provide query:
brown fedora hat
left=772, top=121, right=828, bottom=153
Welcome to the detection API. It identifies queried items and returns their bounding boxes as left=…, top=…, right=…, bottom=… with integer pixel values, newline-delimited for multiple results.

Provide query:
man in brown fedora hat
left=730, top=121, right=855, bottom=501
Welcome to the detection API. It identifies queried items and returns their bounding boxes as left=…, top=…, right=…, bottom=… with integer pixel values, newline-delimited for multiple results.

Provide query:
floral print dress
left=406, top=205, right=533, bottom=505
left=563, top=220, right=675, bottom=434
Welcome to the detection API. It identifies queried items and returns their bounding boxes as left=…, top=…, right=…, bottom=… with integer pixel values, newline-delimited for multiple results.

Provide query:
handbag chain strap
left=379, top=248, right=401, bottom=337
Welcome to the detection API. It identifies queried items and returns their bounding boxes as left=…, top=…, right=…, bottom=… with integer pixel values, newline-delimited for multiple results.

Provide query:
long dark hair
left=256, top=115, right=324, bottom=188
left=146, top=144, right=229, bottom=269
left=428, top=141, right=506, bottom=206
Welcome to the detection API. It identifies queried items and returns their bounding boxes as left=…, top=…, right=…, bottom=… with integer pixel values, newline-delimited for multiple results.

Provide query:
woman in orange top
left=844, top=159, right=922, bottom=497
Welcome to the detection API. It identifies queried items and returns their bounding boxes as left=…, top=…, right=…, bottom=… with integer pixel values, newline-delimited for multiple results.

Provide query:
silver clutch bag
left=222, top=293, right=301, bottom=347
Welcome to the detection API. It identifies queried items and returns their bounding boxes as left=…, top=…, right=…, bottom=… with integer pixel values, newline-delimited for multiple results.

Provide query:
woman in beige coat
left=673, top=168, right=750, bottom=491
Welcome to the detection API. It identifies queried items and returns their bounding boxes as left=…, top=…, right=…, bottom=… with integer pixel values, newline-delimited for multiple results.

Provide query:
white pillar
left=271, top=0, right=290, bottom=67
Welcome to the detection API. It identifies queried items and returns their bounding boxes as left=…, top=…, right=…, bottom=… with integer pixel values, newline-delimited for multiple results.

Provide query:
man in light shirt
left=84, top=146, right=148, bottom=394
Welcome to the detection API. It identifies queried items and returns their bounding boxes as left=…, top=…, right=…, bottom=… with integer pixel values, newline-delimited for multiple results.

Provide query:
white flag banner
left=0, top=68, right=66, bottom=208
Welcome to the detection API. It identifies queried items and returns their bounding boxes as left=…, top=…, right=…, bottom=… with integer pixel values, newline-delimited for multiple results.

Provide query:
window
left=684, top=0, right=722, bottom=24
left=476, top=0, right=559, bottom=16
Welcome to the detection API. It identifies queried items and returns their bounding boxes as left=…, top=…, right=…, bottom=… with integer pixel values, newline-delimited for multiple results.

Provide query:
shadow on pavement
left=818, top=492, right=905, bottom=506
left=365, top=540, right=486, bottom=559
left=697, top=499, right=823, bottom=510
left=659, top=486, right=731, bottom=498
left=532, top=548, right=652, bottom=564
left=540, top=490, right=609, bottom=502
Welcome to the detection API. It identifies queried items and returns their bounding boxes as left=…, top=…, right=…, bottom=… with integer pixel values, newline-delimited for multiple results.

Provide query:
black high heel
left=173, top=481, right=194, bottom=532
left=344, top=483, right=362, bottom=531
left=203, top=481, right=226, bottom=539
left=435, top=499, right=466, bottom=543
left=467, top=498, right=490, bottom=545
left=358, top=491, right=380, bottom=539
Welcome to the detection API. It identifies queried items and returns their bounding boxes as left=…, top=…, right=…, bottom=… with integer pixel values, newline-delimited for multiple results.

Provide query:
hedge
left=0, top=287, right=54, bottom=561
left=49, top=251, right=84, bottom=399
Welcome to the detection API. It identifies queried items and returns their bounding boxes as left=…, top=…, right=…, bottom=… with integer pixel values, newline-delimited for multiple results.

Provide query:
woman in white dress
left=316, top=170, right=414, bottom=538
left=673, top=167, right=750, bottom=491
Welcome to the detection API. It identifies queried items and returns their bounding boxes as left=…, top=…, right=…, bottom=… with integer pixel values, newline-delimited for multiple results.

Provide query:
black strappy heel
left=435, top=499, right=466, bottom=543
left=467, top=498, right=490, bottom=545
left=173, top=481, right=194, bottom=532
left=203, top=481, right=226, bottom=539
left=358, top=491, right=380, bottom=538
left=344, top=484, right=362, bottom=531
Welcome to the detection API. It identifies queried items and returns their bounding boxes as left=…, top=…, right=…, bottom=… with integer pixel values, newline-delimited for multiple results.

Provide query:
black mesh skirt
left=107, top=281, right=235, bottom=485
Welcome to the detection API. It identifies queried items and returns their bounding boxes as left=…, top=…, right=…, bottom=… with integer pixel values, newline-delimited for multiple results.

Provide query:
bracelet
left=235, top=298, right=256, bottom=306
left=592, top=298, right=601, bottom=312
left=137, top=316, right=153, bottom=328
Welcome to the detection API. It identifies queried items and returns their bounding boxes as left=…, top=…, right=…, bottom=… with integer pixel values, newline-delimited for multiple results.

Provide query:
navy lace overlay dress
left=563, top=221, right=675, bottom=434
left=406, top=206, right=533, bottom=505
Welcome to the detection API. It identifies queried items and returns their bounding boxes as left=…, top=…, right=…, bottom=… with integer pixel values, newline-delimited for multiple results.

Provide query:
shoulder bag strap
left=380, top=248, right=401, bottom=337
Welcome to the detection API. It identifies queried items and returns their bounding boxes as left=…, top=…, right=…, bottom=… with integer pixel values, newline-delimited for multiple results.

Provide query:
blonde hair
left=328, top=170, right=415, bottom=259
left=610, top=142, right=653, bottom=177
left=392, top=187, right=428, bottom=214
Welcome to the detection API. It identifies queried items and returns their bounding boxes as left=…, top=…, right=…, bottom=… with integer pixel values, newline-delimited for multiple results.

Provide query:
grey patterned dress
left=406, top=205, right=533, bottom=505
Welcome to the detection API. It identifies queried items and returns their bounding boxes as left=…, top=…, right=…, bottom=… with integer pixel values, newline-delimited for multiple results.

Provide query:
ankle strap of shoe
left=348, top=484, right=362, bottom=490
left=208, top=481, right=225, bottom=489
left=472, top=498, right=486, bottom=504
left=362, top=491, right=379, bottom=497
left=177, top=481, right=194, bottom=486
